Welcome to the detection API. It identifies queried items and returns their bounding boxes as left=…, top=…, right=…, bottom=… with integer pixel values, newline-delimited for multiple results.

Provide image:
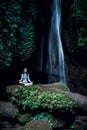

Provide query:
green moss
left=53, top=84, right=70, bottom=91
left=10, top=85, right=76, bottom=113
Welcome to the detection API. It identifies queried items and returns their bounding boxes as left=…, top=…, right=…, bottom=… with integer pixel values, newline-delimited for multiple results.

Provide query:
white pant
left=19, top=81, right=33, bottom=86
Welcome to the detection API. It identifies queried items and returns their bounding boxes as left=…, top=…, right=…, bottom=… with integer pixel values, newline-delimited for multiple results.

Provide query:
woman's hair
left=23, top=68, right=28, bottom=74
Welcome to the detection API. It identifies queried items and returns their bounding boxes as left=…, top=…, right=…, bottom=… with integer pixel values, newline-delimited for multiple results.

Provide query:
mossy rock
left=17, top=114, right=32, bottom=123
left=25, top=118, right=51, bottom=130
left=10, top=85, right=75, bottom=112
left=6, top=85, right=20, bottom=96
left=39, top=82, right=70, bottom=91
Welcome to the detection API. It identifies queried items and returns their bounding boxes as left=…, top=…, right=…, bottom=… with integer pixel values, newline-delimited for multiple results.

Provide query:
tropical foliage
left=0, top=0, right=37, bottom=69
left=71, top=0, right=87, bottom=48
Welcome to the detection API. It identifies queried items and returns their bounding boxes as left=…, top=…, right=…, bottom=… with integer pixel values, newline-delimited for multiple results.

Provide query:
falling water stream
left=38, top=0, right=66, bottom=84
left=47, top=0, right=66, bottom=83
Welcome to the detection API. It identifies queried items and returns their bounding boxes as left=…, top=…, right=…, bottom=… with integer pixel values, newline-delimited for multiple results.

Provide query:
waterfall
left=47, top=0, right=66, bottom=83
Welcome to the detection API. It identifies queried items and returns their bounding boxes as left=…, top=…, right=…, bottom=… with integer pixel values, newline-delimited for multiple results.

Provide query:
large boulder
left=0, top=101, right=19, bottom=117
left=25, top=118, right=51, bottom=130
left=6, top=83, right=69, bottom=96
left=65, top=91, right=87, bottom=110
left=6, top=83, right=87, bottom=111
left=6, top=84, right=75, bottom=111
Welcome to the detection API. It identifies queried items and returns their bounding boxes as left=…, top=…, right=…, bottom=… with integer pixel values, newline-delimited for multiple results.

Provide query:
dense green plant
left=77, top=27, right=87, bottom=47
left=71, top=0, right=87, bottom=48
left=16, top=113, right=32, bottom=123
left=0, top=0, right=37, bottom=69
left=15, top=109, right=56, bottom=127
left=30, top=112, right=55, bottom=128
left=10, top=85, right=76, bottom=113
left=18, top=19, right=35, bottom=61
left=71, top=124, right=76, bottom=129
left=71, top=0, right=87, bottom=22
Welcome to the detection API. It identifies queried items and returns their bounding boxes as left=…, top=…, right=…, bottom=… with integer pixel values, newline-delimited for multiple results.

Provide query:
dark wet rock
left=0, top=125, right=24, bottom=130
left=61, top=129, right=72, bottom=130
left=25, top=118, right=51, bottom=130
left=52, top=118, right=66, bottom=129
left=0, top=101, right=19, bottom=117
left=0, top=122, right=24, bottom=130
left=67, top=63, right=87, bottom=95
left=71, top=116, right=87, bottom=130
left=0, top=121, right=11, bottom=128
left=65, top=92, right=87, bottom=110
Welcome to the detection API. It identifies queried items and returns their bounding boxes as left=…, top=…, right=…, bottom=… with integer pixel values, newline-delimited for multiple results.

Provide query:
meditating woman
left=19, top=68, right=33, bottom=86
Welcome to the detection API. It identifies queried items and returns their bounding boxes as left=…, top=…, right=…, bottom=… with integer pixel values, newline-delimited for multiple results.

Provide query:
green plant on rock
left=71, top=124, right=77, bottom=129
left=10, top=85, right=76, bottom=113
left=30, top=112, right=55, bottom=128
left=16, top=112, right=32, bottom=124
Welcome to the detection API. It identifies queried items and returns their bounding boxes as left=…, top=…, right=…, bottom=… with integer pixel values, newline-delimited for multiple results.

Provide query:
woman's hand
left=29, top=80, right=32, bottom=83
left=18, top=80, right=22, bottom=82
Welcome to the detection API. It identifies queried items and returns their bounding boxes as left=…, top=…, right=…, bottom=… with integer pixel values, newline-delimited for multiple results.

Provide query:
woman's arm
left=28, top=74, right=32, bottom=83
left=19, top=74, right=23, bottom=82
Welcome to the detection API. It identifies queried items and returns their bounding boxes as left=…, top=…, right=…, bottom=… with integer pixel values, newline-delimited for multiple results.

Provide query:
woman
left=19, top=68, right=33, bottom=86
